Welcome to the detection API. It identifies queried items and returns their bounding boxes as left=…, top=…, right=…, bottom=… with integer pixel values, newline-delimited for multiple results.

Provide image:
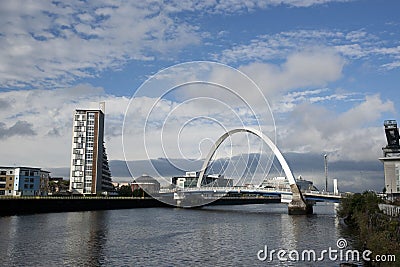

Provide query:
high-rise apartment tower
left=69, top=102, right=113, bottom=195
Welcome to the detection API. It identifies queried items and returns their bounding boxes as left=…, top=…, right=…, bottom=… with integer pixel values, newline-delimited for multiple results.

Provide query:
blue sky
left=82, top=0, right=400, bottom=98
left=0, top=0, right=399, bottom=191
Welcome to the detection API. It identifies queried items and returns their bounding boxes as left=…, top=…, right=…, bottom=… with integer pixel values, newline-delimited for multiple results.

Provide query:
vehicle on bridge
left=260, top=176, right=319, bottom=192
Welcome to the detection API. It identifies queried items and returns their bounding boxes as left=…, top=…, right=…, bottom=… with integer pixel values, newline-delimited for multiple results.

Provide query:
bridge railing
left=0, top=195, right=155, bottom=200
left=159, top=187, right=345, bottom=198
left=302, top=190, right=346, bottom=198
left=160, top=186, right=293, bottom=194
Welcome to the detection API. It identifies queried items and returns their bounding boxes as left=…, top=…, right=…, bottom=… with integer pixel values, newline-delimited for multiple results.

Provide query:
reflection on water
left=0, top=203, right=356, bottom=266
left=0, top=211, right=110, bottom=266
left=63, top=211, right=109, bottom=266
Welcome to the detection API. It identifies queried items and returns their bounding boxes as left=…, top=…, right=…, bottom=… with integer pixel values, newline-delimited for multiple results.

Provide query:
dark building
left=379, top=120, right=400, bottom=199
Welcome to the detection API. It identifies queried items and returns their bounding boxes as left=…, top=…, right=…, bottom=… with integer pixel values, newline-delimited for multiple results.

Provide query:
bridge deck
left=159, top=187, right=344, bottom=203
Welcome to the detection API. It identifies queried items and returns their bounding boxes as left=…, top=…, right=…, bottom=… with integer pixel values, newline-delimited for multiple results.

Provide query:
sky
left=0, top=0, right=399, bottom=192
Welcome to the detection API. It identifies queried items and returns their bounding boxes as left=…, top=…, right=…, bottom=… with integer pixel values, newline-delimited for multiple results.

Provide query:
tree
left=118, top=185, right=133, bottom=197
left=132, top=188, right=149, bottom=197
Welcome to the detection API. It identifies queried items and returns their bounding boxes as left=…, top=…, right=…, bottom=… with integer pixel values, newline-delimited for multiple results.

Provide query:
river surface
left=0, top=203, right=360, bottom=266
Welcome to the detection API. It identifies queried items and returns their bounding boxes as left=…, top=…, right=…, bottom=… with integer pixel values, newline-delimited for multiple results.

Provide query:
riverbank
left=0, top=196, right=171, bottom=216
left=0, top=195, right=282, bottom=216
left=338, top=191, right=400, bottom=266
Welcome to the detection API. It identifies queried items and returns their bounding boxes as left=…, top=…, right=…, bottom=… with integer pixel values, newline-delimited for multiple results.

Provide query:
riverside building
left=380, top=120, right=400, bottom=199
left=0, top=166, right=50, bottom=196
left=69, top=102, right=113, bottom=195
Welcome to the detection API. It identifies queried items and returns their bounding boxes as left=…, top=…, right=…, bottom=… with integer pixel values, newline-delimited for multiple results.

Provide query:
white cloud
left=0, top=1, right=366, bottom=90
left=279, top=94, right=395, bottom=161
left=238, top=48, right=345, bottom=98
left=217, top=29, right=400, bottom=70
left=0, top=1, right=202, bottom=88
left=276, top=88, right=357, bottom=113
left=159, top=0, right=350, bottom=13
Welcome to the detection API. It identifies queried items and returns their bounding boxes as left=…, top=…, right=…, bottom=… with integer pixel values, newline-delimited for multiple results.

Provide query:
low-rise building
left=132, top=174, right=160, bottom=194
left=40, top=170, right=50, bottom=196
left=0, top=166, right=51, bottom=196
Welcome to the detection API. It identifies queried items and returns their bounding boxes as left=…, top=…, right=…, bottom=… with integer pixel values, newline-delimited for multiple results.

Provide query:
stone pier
left=288, top=184, right=314, bottom=215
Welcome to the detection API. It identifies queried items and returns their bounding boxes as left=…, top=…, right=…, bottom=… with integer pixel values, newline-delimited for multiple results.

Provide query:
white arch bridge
left=159, top=127, right=344, bottom=215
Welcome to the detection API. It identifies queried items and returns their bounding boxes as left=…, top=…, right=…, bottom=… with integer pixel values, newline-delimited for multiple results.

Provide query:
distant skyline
left=0, top=0, right=399, bottom=192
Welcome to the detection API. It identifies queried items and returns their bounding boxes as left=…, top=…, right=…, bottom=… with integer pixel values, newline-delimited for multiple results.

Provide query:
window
left=88, top=120, right=95, bottom=125
left=29, top=184, right=34, bottom=189
left=86, top=153, right=93, bottom=159
left=87, top=131, right=94, bottom=137
left=0, top=171, right=6, bottom=175
left=24, top=178, right=29, bottom=182
left=87, top=143, right=93, bottom=148
left=30, top=178, right=34, bottom=183
left=24, top=184, right=28, bottom=189
left=9, top=177, right=12, bottom=181
left=73, top=182, right=82, bottom=189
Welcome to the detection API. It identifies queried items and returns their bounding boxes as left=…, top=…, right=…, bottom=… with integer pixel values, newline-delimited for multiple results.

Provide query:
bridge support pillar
left=174, top=192, right=185, bottom=208
left=288, top=184, right=313, bottom=215
left=288, top=202, right=314, bottom=215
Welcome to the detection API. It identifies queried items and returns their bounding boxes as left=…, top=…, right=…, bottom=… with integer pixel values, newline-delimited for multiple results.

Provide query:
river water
left=0, top=203, right=360, bottom=266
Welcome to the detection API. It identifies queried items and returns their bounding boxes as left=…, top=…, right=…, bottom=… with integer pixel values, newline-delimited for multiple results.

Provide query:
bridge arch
left=196, top=127, right=296, bottom=188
